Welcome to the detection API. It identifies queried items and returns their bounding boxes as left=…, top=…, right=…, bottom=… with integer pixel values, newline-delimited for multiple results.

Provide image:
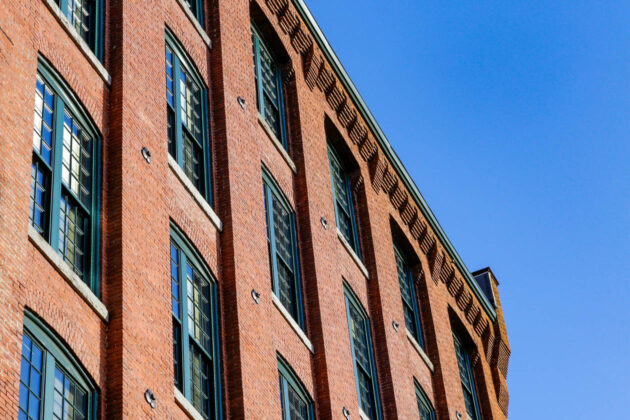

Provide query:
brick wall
left=0, top=0, right=510, bottom=419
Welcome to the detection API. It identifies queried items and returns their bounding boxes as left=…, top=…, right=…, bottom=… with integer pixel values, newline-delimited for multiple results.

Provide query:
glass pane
left=179, top=68, right=202, bottom=143
left=171, top=243, right=181, bottom=319
left=182, top=131, right=203, bottom=193
left=30, top=161, right=50, bottom=235
left=349, top=305, right=370, bottom=371
left=58, top=193, right=88, bottom=279
left=66, top=0, right=93, bottom=45
left=61, top=111, right=92, bottom=207
left=357, top=367, right=374, bottom=417
left=33, top=74, right=55, bottom=165
left=396, top=252, right=418, bottom=338
left=18, top=333, right=43, bottom=420
left=329, top=152, right=356, bottom=248
left=173, top=322, right=182, bottom=391
left=287, top=382, right=309, bottom=420
left=52, top=366, right=88, bottom=420
left=189, top=343, right=212, bottom=419
left=187, top=263, right=212, bottom=353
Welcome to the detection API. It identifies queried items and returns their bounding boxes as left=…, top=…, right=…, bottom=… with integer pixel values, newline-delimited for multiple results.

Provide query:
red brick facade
left=0, top=0, right=510, bottom=419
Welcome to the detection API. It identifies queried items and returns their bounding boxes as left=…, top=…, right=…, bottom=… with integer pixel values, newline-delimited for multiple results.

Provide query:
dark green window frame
left=394, top=245, right=424, bottom=349
left=165, top=29, right=213, bottom=206
left=277, top=355, right=314, bottom=420
left=414, top=381, right=436, bottom=420
left=453, top=332, right=482, bottom=420
left=18, top=311, right=98, bottom=420
left=328, top=145, right=361, bottom=258
left=262, top=167, right=304, bottom=328
left=252, top=24, right=288, bottom=149
left=343, top=282, right=382, bottom=420
left=54, top=0, right=104, bottom=60
left=182, top=0, right=204, bottom=27
left=170, top=225, right=222, bottom=420
left=30, top=57, right=102, bottom=295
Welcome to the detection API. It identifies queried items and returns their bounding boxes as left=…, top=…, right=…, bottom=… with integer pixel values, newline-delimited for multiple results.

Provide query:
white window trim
left=28, top=225, right=109, bottom=322
left=174, top=386, right=206, bottom=420
left=337, top=228, right=369, bottom=279
left=258, top=114, right=297, bottom=173
left=406, top=327, right=434, bottom=372
left=272, top=293, right=314, bottom=353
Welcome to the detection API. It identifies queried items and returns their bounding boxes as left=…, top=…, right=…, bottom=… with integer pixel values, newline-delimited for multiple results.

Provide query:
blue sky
left=305, top=0, right=630, bottom=418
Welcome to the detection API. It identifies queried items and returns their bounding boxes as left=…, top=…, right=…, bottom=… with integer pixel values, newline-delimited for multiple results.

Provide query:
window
left=18, top=311, right=98, bottom=420
left=262, top=168, right=304, bottom=328
left=182, top=0, right=204, bottom=26
left=165, top=30, right=212, bottom=204
left=344, top=283, right=381, bottom=420
left=415, top=382, right=436, bottom=420
left=453, top=332, right=482, bottom=420
left=328, top=145, right=361, bottom=257
left=277, top=355, right=314, bottom=420
left=54, top=0, right=104, bottom=59
left=171, top=226, right=221, bottom=419
left=252, top=25, right=288, bottom=149
left=29, top=58, right=101, bottom=294
left=394, top=246, right=424, bottom=348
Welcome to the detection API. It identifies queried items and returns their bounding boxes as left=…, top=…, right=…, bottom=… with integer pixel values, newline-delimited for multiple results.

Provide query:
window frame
left=414, top=380, right=436, bottom=420
left=262, top=167, right=304, bottom=329
left=183, top=0, right=204, bottom=27
left=170, top=224, right=222, bottom=420
left=252, top=24, right=288, bottom=150
left=394, top=245, right=425, bottom=349
left=343, top=281, right=382, bottom=420
left=31, top=57, right=102, bottom=295
left=328, top=145, right=361, bottom=258
left=19, top=310, right=99, bottom=420
left=452, top=331, right=482, bottom=420
left=55, top=0, right=105, bottom=60
left=277, top=354, right=314, bottom=420
left=165, top=29, right=213, bottom=206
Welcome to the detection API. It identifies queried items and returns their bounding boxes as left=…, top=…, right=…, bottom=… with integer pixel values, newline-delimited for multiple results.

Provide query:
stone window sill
left=406, top=328, right=434, bottom=372
left=336, top=228, right=369, bottom=280
left=174, top=0, right=212, bottom=48
left=28, top=225, right=109, bottom=322
left=359, top=409, right=370, bottom=420
left=258, top=114, right=297, bottom=174
left=174, top=387, right=205, bottom=420
left=42, top=0, right=111, bottom=85
left=272, top=293, right=314, bottom=354
left=168, top=155, right=223, bottom=232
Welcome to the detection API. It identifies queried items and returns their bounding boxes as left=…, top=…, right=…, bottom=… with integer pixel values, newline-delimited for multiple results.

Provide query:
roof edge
left=291, top=0, right=497, bottom=320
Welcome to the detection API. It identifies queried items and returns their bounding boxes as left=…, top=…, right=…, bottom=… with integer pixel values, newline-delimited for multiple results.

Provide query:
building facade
left=0, top=0, right=510, bottom=419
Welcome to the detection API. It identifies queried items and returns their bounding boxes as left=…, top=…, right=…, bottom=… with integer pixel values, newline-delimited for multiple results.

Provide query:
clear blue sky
left=305, top=1, right=630, bottom=418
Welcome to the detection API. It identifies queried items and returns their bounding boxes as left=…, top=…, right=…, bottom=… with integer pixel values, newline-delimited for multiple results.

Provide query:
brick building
left=0, top=0, right=510, bottom=419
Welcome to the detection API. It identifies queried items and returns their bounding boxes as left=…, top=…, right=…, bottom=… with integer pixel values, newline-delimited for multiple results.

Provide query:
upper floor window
left=18, top=311, right=98, bottom=420
left=252, top=25, right=288, bottom=149
left=453, top=332, right=482, bottom=420
left=394, top=245, right=425, bottom=348
left=170, top=226, right=222, bottom=419
left=165, top=30, right=213, bottom=205
left=262, top=168, right=304, bottom=328
left=277, top=355, right=314, bottom=420
left=415, top=382, right=436, bottom=420
left=344, top=283, right=381, bottom=420
left=30, top=57, right=101, bottom=294
left=328, top=145, right=361, bottom=257
left=183, top=0, right=204, bottom=27
left=55, top=0, right=104, bottom=59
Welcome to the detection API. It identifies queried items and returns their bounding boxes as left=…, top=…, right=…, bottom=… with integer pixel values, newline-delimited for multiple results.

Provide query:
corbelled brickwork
left=0, top=0, right=509, bottom=419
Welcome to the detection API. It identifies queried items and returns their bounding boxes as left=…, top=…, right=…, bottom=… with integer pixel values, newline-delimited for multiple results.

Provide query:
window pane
left=187, top=264, right=212, bottom=353
left=53, top=366, right=88, bottom=420
left=287, top=383, right=309, bottom=420
left=453, top=334, right=479, bottom=420
left=182, top=131, right=203, bottom=192
left=329, top=152, right=357, bottom=248
left=357, top=368, right=374, bottom=417
left=417, top=397, right=433, bottom=420
left=58, top=193, right=88, bottom=279
left=173, top=322, right=182, bottom=391
left=33, top=74, right=55, bottom=166
left=61, top=111, right=92, bottom=207
left=179, top=68, right=202, bottom=143
left=349, top=305, right=370, bottom=371
left=190, top=343, right=212, bottom=419
left=18, top=334, right=43, bottom=420
left=66, top=0, right=93, bottom=45
left=396, top=252, right=418, bottom=339
left=30, top=161, right=50, bottom=235
left=171, top=244, right=181, bottom=319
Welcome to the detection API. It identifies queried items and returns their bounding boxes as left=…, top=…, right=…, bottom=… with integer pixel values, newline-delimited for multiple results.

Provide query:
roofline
left=292, top=0, right=497, bottom=320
